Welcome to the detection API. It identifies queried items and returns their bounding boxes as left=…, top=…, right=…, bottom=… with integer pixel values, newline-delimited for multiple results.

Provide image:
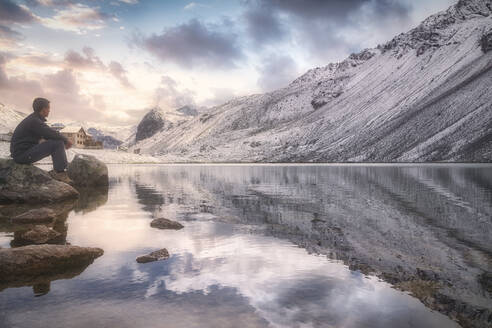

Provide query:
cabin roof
left=59, top=126, right=85, bottom=134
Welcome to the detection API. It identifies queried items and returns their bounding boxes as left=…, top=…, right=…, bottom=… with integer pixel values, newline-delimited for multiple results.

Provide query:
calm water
left=1, top=164, right=491, bottom=328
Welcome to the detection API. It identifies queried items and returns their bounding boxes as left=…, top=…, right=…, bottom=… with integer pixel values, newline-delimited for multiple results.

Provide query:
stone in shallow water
left=150, top=217, right=184, bottom=230
left=0, top=159, right=79, bottom=204
left=136, top=248, right=169, bottom=263
left=10, top=208, right=57, bottom=224
left=67, top=154, right=109, bottom=187
left=20, top=225, right=61, bottom=244
left=0, top=244, right=104, bottom=283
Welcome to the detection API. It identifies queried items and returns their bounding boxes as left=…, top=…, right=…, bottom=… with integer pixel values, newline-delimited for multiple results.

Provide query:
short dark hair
left=33, top=97, right=50, bottom=112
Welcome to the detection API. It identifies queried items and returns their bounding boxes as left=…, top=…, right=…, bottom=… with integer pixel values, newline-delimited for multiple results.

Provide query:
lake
left=1, top=164, right=491, bottom=328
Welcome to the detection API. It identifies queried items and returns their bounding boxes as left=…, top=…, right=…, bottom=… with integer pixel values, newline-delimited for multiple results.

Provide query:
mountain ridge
left=133, top=0, right=492, bottom=162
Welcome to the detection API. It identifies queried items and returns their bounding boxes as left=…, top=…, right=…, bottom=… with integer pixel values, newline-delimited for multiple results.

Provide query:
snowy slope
left=0, top=141, right=160, bottom=164
left=135, top=0, right=492, bottom=163
left=0, top=103, right=27, bottom=134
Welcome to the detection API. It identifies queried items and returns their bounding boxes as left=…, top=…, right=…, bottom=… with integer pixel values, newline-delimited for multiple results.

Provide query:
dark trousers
left=14, top=140, right=68, bottom=172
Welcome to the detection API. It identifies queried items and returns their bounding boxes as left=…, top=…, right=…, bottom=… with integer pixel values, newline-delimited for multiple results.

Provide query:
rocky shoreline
left=0, top=155, right=109, bottom=294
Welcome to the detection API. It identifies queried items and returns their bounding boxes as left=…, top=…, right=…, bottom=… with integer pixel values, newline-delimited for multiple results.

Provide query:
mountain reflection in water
left=1, top=164, right=491, bottom=328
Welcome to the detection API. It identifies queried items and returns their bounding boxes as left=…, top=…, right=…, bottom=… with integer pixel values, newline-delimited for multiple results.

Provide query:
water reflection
left=73, top=186, right=109, bottom=214
left=1, top=164, right=491, bottom=328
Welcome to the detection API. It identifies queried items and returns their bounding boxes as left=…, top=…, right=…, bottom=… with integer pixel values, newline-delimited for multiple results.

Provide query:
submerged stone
left=0, top=159, right=79, bottom=204
left=150, top=217, right=184, bottom=230
left=136, top=248, right=169, bottom=263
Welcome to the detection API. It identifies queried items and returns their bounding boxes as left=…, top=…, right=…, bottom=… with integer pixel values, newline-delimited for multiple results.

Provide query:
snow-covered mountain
left=135, top=0, right=492, bottom=162
left=0, top=103, right=27, bottom=135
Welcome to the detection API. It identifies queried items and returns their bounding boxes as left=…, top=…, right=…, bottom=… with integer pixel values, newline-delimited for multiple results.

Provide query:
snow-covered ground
left=0, top=142, right=160, bottom=164
left=0, top=103, right=26, bottom=135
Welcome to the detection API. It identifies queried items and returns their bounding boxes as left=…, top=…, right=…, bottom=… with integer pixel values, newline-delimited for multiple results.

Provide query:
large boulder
left=0, top=245, right=103, bottom=281
left=0, top=159, right=79, bottom=204
left=67, top=154, right=108, bottom=187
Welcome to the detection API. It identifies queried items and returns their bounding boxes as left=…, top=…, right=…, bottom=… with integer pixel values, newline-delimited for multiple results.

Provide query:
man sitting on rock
left=10, top=97, right=73, bottom=184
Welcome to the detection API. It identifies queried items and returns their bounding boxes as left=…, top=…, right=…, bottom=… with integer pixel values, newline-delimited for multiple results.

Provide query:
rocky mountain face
left=135, top=108, right=165, bottom=143
left=135, top=0, right=492, bottom=162
left=134, top=106, right=199, bottom=143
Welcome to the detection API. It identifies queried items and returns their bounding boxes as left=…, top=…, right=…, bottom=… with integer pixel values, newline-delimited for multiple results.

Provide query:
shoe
left=48, top=170, right=74, bottom=185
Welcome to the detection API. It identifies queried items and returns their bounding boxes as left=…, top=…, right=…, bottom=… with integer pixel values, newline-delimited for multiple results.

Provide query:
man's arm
left=31, top=119, right=69, bottom=144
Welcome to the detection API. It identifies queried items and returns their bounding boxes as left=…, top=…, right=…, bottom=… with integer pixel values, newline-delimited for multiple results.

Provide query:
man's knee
left=45, top=139, right=65, bottom=150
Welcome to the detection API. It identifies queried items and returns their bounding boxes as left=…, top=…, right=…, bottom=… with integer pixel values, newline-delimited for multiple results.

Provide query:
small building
left=59, top=126, right=102, bottom=149
left=59, top=126, right=88, bottom=148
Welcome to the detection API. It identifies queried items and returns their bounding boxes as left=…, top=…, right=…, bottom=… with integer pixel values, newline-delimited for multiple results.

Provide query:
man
left=10, top=97, right=73, bottom=184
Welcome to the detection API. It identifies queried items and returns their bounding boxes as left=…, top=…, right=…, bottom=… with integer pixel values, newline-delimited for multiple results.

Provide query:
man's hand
left=65, top=140, right=73, bottom=149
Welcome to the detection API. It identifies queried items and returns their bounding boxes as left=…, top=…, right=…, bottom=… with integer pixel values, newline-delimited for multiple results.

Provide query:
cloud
left=0, top=54, right=103, bottom=121
left=203, top=88, right=237, bottom=107
left=0, top=25, right=24, bottom=49
left=119, top=0, right=139, bottom=4
left=243, top=0, right=411, bottom=61
left=24, top=0, right=76, bottom=7
left=256, top=54, right=298, bottom=92
left=243, top=4, right=287, bottom=45
left=135, top=19, right=244, bottom=69
left=154, top=75, right=195, bottom=110
left=39, top=3, right=109, bottom=34
left=184, top=2, right=207, bottom=10
left=42, top=69, right=105, bottom=121
left=0, top=0, right=36, bottom=23
left=0, top=53, right=46, bottom=111
left=108, top=61, right=133, bottom=89
left=255, top=0, right=407, bottom=22
left=64, top=46, right=105, bottom=70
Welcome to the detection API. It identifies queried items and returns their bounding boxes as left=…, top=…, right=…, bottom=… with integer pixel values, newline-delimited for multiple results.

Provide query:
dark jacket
left=10, top=112, right=68, bottom=159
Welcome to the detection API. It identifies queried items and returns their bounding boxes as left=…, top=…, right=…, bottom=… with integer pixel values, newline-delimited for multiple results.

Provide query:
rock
left=176, top=105, right=199, bottom=116
left=67, top=154, right=108, bottom=187
left=150, top=217, right=184, bottom=230
left=480, top=31, right=492, bottom=52
left=478, top=272, right=492, bottom=294
left=136, top=248, right=169, bottom=263
left=19, top=225, right=61, bottom=244
left=10, top=208, right=56, bottom=224
left=135, top=108, right=165, bottom=142
left=0, top=245, right=104, bottom=283
left=0, top=245, right=103, bottom=293
left=0, top=159, right=79, bottom=204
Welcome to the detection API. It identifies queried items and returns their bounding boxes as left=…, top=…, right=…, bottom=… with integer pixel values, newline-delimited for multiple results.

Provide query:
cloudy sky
left=0, top=0, right=454, bottom=125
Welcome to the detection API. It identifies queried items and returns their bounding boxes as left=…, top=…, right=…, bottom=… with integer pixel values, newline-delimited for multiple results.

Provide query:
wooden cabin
left=59, top=126, right=88, bottom=148
left=58, top=126, right=102, bottom=149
